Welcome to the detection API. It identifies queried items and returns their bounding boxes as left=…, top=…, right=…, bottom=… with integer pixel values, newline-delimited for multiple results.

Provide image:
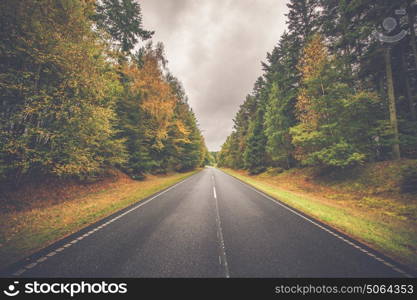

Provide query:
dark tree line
left=218, top=0, right=417, bottom=174
left=0, top=0, right=208, bottom=184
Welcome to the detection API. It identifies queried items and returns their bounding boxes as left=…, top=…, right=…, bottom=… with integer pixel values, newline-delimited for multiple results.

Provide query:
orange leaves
left=296, top=34, right=329, bottom=127
left=296, top=88, right=319, bottom=128
left=122, top=50, right=177, bottom=146
left=297, top=35, right=328, bottom=81
left=118, top=43, right=207, bottom=172
left=174, top=119, right=190, bottom=137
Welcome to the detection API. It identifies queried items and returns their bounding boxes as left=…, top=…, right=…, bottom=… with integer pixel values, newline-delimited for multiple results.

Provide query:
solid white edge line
left=218, top=169, right=413, bottom=278
left=12, top=269, right=26, bottom=276
left=25, top=263, right=37, bottom=269
left=11, top=171, right=200, bottom=277
left=36, top=257, right=48, bottom=263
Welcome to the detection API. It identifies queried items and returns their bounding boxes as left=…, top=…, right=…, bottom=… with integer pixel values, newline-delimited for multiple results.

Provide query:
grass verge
left=220, top=167, right=417, bottom=271
left=0, top=170, right=199, bottom=269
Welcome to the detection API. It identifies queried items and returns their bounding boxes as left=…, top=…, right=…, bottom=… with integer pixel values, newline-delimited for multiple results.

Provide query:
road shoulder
left=219, top=168, right=417, bottom=275
left=0, top=169, right=201, bottom=271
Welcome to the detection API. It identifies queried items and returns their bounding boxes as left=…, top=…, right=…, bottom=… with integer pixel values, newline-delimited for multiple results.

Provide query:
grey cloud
left=141, top=0, right=194, bottom=29
left=141, top=0, right=288, bottom=151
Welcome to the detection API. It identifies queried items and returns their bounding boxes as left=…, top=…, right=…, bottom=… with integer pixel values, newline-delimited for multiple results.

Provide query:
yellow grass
left=0, top=170, right=199, bottom=269
left=221, top=168, right=417, bottom=271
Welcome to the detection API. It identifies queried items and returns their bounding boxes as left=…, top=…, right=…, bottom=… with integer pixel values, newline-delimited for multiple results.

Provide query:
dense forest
left=0, top=0, right=209, bottom=185
left=218, top=0, right=417, bottom=175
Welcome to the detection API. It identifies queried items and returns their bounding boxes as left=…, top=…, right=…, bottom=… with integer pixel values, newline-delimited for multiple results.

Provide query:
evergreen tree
left=290, top=35, right=381, bottom=168
left=0, top=0, right=206, bottom=187
left=220, top=0, right=417, bottom=174
left=264, top=83, right=295, bottom=169
left=93, top=0, right=154, bottom=53
left=243, top=108, right=267, bottom=174
left=232, top=95, right=258, bottom=168
left=287, top=0, right=320, bottom=45
left=118, top=43, right=206, bottom=176
left=0, top=0, right=126, bottom=181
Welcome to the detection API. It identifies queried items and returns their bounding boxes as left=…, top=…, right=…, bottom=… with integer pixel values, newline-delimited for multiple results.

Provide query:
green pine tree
left=244, top=108, right=267, bottom=174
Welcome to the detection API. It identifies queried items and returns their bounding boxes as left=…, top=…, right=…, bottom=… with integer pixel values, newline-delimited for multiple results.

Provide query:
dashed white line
left=220, top=170, right=412, bottom=278
left=213, top=182, right=230, bottom=278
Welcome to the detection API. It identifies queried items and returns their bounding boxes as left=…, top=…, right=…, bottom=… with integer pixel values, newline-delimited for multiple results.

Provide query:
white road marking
left=220, top=170, right=413, bottom=278
left=36, top=257, right=48, bottom=263
left=213, top=181, right=230, bottom=278
left=25, top=263, right=37, bottom=269
left=12, top=269, right=26, bottom=276
left=11, top=172, right=198, bottom=277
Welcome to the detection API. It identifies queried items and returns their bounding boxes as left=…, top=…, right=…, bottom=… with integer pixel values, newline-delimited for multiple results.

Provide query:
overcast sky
left=141, top=0, right=289, bottom=151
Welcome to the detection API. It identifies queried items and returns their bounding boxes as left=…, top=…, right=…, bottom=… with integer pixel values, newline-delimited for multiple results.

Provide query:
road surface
left=4, top=168, right=411, bottom=277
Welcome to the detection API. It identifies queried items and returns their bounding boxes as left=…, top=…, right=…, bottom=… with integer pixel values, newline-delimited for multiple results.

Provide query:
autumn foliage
left=218, top=0, right=417, bottom=173
left=0, top=0, right=207, bottom=184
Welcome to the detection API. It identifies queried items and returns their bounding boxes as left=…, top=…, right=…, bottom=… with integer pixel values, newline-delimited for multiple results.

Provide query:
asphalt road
left=4, top=168, right=412, bottom=277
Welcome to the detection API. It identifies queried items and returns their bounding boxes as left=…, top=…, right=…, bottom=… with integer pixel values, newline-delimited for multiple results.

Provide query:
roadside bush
left=265, top=167, right=285, bottom=176
left=249, top=166, right=266, bottom=175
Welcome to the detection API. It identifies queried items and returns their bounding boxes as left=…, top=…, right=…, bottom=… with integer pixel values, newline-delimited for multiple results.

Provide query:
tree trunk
left=400, top=43, right=416, bottom=120
left=408, top=0, right=417, bottom=74
left=385, top=47, right=401, bottom=160
left=378, top=73, right=386, bottom=100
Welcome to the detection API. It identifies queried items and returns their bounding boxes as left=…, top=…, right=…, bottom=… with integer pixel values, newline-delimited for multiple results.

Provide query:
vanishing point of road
left=4, top=168, right=411, bottom=278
